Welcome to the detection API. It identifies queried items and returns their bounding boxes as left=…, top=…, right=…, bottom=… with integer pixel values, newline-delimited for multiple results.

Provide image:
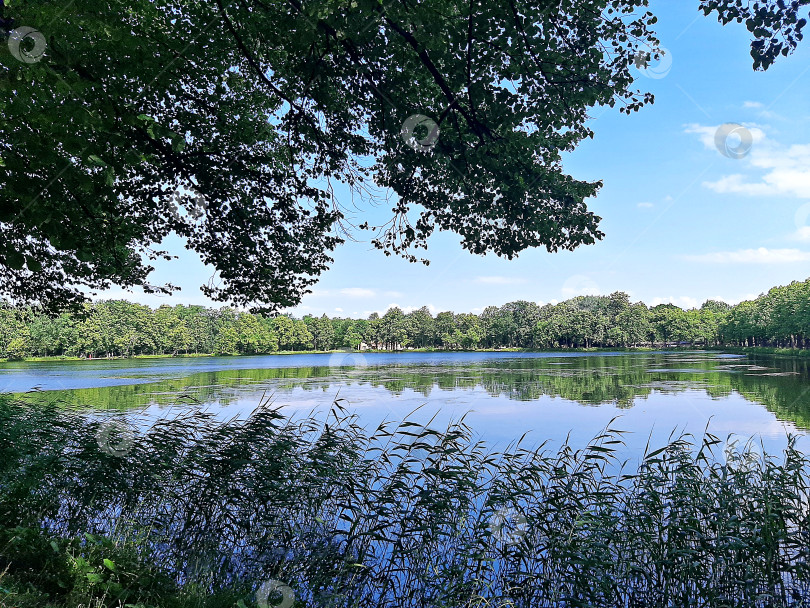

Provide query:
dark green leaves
left=4, top=0, right=801, bottom=313
left=700, top=0, right=810, bottom=70
left=0, top=0, right=663, bottom=313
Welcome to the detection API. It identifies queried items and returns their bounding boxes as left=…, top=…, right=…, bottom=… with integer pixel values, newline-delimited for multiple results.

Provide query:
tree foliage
left=4, top=277, right=810, bottom=359
left=0, top=0, right=654, bottom=312
left=0, top=0, right=806, bottom=312
left=700, top=0, right=809, bottom=70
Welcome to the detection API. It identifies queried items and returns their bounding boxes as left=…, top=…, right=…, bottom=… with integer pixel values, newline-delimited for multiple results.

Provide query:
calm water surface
left=5, top=350, right=810, bottom=460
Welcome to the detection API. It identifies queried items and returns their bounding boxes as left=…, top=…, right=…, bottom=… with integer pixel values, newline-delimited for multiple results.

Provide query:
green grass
left=2, top=350, right=341, bottom=363
left=707, top=345, right=810, bottom=358
left=21, top=345, right=809, bottom=366
left=2, top=395, right=810, bottom=607
left=0, top=525, right=253, bottom=608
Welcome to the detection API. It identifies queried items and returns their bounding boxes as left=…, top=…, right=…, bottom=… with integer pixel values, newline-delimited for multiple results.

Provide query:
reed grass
left=1, top=394, right=810, bottom=607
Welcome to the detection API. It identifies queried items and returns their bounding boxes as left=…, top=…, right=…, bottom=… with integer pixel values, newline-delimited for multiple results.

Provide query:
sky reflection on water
left=5, top=350, right=810, bottom=463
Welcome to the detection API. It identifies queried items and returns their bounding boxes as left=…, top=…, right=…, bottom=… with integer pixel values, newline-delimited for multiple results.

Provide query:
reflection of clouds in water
left=631, top=380, right=711, bottom=391
left=646, top=368, right=718, bottom=374
left=707, top=418, right=802, bottom=439
left=7, top=353, right=810, bottom=453
left=753, top=371, right=801, bottom=377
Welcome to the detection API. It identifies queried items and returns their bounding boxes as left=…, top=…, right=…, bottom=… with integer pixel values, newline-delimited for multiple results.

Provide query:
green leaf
left=75, top=249, right=93, bottom=262
left=25, top=256, right=42, bottom=272
left=88, top=155, right=107, bottom=167
left=5, top=251, right=24, bottom=270
left=103, top=558, right=116, bottom=571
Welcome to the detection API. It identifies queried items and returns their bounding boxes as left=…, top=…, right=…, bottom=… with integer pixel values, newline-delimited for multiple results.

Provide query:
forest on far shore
left=1, top=278, right=809, bottom=359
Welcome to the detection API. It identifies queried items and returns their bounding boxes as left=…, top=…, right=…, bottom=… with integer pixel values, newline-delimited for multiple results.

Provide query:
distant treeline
left=1, top=278, right=809, bottom=359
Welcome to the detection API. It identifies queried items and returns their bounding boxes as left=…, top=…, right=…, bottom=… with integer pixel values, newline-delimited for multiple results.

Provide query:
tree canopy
left=4, top=277, right=810, bottom=359
left=0, top=0, right=805, bottom=313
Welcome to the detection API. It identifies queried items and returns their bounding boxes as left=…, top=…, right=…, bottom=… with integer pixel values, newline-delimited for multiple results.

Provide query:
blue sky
left=97, top=1, right=810, bottom=318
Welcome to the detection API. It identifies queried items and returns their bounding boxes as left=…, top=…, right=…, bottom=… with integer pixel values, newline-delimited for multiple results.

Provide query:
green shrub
left=0, top=525, right=182, bottom=608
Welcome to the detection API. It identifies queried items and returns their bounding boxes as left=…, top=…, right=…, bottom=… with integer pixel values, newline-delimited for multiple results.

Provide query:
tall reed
left=1, top=395, right=809, bottom=607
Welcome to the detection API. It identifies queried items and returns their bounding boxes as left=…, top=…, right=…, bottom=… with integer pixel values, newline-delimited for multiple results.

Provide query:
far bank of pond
left=9, top=344, right=809, bottom=365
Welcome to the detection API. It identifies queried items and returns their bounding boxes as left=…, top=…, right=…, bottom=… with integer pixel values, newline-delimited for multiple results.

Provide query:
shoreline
left=5, top=345, right=810, bottom=364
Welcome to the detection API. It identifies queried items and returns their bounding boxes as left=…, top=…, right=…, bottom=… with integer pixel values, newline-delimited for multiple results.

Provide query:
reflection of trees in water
left=732, top=356, right=810, bottom=427
left=20, top=354, right=810, bottom=429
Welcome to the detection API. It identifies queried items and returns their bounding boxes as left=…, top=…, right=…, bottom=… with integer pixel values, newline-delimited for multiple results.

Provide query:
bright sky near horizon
left=95, top=1, right=810, bottom=318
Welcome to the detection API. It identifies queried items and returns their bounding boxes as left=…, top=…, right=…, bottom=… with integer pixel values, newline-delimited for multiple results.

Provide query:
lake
left=4, top=350, right=810, bottom=462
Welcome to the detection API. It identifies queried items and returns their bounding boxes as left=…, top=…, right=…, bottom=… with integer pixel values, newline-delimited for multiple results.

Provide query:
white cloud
left=652, top=294, right=756, bottom=308
left=742, top=101, right=781, bottom=119
left=684, top=122, right=767, bottom=152
left=685, top=123, right=810, bottom=199
left=561, top=275, right=601, bottom=297
left=683, top=247, right=810, bottom=264
left=650, top=296, right=700, bottom=309
left=699, top=174, right=777, bottom=197
left=334, top=307, right=343, bottom=313
left=364, top=303, right=439, bottom=316
left=474, top=276, right=527, bottom=285
left=637, top=202, right=654, bottom=209
left=89, top=288, right=214, bottom=308
left=400, top=303, right=438, bottom=315
left=308, top=289, right=331, bottom=297
left=719, top=293, right=761, bottom=305
left=791, top=226, right=810, bottom=242
left=339, top=287, right=376, bottom=298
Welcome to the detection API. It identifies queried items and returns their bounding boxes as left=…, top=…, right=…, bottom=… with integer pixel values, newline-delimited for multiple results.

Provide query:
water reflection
left=8, top=351, right=810, bottom=430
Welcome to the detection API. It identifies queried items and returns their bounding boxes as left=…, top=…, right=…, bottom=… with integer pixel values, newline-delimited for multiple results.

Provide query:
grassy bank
left=2, top=350, right=342, bottom=363
left=3, top=345, right=680, bottom=364
left=0, top=526, right=253, bottom=608
left=2, top=396, right=810, bottom=607
left=707, top=345, right=810, bottom=358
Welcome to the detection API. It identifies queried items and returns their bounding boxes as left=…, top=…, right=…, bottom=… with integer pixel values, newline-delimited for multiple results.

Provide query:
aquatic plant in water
left=1, top=395, right=810, bottom=607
